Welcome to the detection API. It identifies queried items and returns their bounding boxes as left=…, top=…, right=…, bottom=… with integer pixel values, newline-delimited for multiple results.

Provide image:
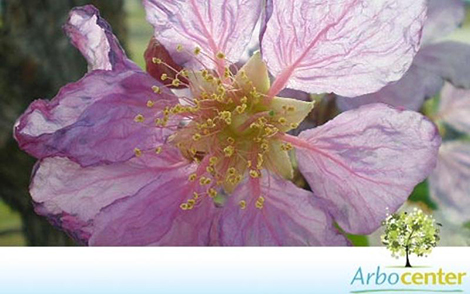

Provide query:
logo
left=349, top=209, right=467, bottom=293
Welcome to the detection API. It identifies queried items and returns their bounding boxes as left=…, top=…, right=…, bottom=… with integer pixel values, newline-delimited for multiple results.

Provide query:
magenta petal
left=64, top=5, right=136, bottom=71
left=422, top=0, right=465, bottom=45
left=89, top=163, right=218, bottom=246
left=143, top=0, right=262, bottom=70
left=30, top=148, right=192, bottom=245
left=295, top=104, right=441, bottom=234
left=14, top=70, right=178, bottom=166
left=429, top=141, right=470, bottom=224
left=261, top=0, right=426, bottom=97
left=437, top=83, right=470, bottom=135
left=217, top=174, right=348, bottom=246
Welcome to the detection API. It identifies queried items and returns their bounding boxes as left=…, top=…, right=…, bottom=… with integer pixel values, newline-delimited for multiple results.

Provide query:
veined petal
left=64, top=5, right=136, bottom=71
left=261, top=0, right=426, bottom=97
left=337, top=64, right=442, bottom=111
left=437, top=83, right=470, bottom=135
left=217, top=174, right=348, bottom=246
left=14, top=70, right=178, bottom=166
left=422, top=0, right=465, bottom=45
left=429, top=141, right=470, bottom=224
left=291, top=104, right=441, bottom=234
left=30, top=148, right=195, bottom=245
left=89, top=159, right=218, bottom=246
left=143, top=0, right=263, bottom=71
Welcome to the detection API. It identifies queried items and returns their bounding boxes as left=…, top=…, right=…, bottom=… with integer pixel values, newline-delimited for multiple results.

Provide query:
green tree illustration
left=381, top=209, right=441, bottom=267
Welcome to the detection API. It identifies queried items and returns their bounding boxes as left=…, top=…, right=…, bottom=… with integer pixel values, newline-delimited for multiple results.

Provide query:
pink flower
left=14, top=1, right=440, bottom=245
left=428, top=83, right=470, bottom=225
left=337, top=0, right=470, bottom=111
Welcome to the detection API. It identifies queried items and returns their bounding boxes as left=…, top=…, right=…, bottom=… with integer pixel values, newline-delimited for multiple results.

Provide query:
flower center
left=134, top=50, right=314, bottom=210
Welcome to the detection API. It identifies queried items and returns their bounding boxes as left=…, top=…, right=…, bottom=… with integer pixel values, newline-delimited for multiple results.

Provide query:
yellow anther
left=235, top=104, right=247, bottom=114
left=205, top=178, right=212, bottom=185
left=258, top=196, right=265, bottom=203
left=239, top=200, right=247, bottom=210
left=201, top=70, right=208, bottom=78
left=278, top=117, right=287, bottom=124
left=194, top=46, right=201, bottom=55
left=180, top=69, right=189, bottom=77
left=134, top=114, right=145, bottom=123
left=206, top=119, right=215, bottom=128
left=192, top=133, right=202, bottom=141
left=223, top=146, right=234, bottom=157
left=134, top=148, right=142, bottom=157
left=209, top=156, right=218, bottom=165
left=290, top=122, right=299, bottom=129
left=172, top=79, right=181, bottom=87
left=224, top=67, right=231, bottom=78
left=188, top=173, right=197, bottom=181
left=161, top=73, right=168, bottom=81
left=216, top=52, right=225, bottom=59
left=227, top=137, right=235, bottom=144
left=206, top=166, right=214, bottom=173
left=189, top=147, right=197, bottom=155
left=255, top=201, right=264, bottom=209
left=146, top=100, right=155, bottom=108
left=240, top=96, right=248, bottom=104
left=155, top=146, right=162, bottom=154
left=260, top=142, right=269, bottom=152
left=180, top=203, right=188, bottom=210
left=281, top=143, right=293, bottom=151
left=250, top=123, right=260, bottom=129
left=193, top=192, right=199, bottom=199
left=152, top=57, right=162, bottom=64
left=155, top=118, right=162, bottom=126
left=208, top=188, right=218, bottom=198
left=249, top=169, right=260, bottom=178
left=187, top=199, right=196, bottom=205
left=199, top=177, right=212, bottom=186
left=247, top=160, right=252, bottom=168
left=176, top=44, right=184, bottom=52
left=152, top=85, right=161, bottom=94
left=228, top=167, right=237, bottom=175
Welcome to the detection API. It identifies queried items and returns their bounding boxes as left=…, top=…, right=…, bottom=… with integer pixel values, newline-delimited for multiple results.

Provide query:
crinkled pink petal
left=64, top=5, right=137, bottom=71
left=30, top=147, right=191, bottom=245
left=217, top=173, right=348, bottom=246
left=437, top=82, right=470, bottom=135
left=293, top=104, right=441, bottom=234
left=336, top=63, right=442, bottom=111
left=89, top=162, right=218, bottom=246
left=429, top=141, right=470, bottom=224
left=261, top=0, right=426, bottom=97
left=143, top=0, right=262, bottom=71
left=422, top=0, right=465, bottom=45
left=14, top=70, right=177, bottom=166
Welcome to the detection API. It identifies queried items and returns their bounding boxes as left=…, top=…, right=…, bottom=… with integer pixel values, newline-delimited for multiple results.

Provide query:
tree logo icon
left=381, top=209, right=441, bottom=268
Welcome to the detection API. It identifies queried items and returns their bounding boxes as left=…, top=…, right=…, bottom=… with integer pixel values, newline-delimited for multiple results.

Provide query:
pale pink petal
left=429, top=141, right=470, bottom=224
left=291, top=104, right=441, bottom=234
left=64, top=5, right=137, bottom=71
left=217, top=174, right=348, bottom=246
left=143, top=0, right=263, bottom=71
left=89, top=162, right=218, bottom=246
left=414, top=42, right=470, bottom=90
left=31, top=149, right=217, bottom=245
left=438, top=83, right=470, bottom=135
left=422, top=0, right=465, bottom=45
left=261, top=0, right=426, bottom=97
left=14, top=70, right=177, bottom=166
left=337, top=63, right=443, bottom=111
left=337, top=41, right=470, bottom=111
